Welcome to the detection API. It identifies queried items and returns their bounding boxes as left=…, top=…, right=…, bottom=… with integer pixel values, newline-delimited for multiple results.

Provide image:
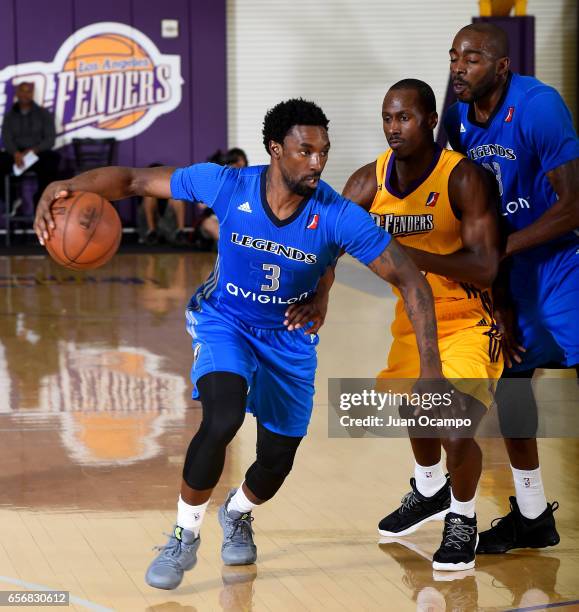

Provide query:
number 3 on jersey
left=261, top=264, right=280, bottom=291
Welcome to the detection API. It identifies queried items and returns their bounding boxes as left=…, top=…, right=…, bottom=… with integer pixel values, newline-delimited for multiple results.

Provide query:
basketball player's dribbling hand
left=34, top=182, right=71, bottom=245
left=283, top=292, right=329, bottom=333
left=494, top=301, right=526, bottom=368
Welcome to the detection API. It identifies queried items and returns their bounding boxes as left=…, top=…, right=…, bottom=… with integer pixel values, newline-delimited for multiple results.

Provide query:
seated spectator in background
left=140, top=162, right=188, bottom=247
left=207, top=147, right=248, bottom=169
left=222, top=147, right=248, bottom=168
left=140, top=148, right=248, bottom=248
left=0, top=82, right=59, bottom=210
left=142, top=195, right=188, bottom=246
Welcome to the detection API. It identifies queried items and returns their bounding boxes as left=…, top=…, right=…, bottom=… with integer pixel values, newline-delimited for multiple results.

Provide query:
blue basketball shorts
left=508, top=243, right=579, bottom=372
left=185, top=301, right=319, bottom=437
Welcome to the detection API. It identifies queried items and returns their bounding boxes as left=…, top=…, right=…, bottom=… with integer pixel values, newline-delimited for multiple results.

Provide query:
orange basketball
left=45, top=191, right=122, bottom=270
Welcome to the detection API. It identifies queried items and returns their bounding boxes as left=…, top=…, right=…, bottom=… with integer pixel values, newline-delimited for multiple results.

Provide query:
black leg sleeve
left=182, top=372, right=248, bottom=490
left=244, top=422, right=302, bottom=501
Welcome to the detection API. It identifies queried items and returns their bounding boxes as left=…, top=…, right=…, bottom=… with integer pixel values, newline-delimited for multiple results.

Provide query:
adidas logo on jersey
left=237, top=202, right=252, bottom=212
left=460, top=122, right=466, bottom=133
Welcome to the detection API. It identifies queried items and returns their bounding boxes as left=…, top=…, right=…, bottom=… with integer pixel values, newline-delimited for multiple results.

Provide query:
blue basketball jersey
left=171, top=163, right=391, bottom=328
left=444, top=73, right=579, bottom=257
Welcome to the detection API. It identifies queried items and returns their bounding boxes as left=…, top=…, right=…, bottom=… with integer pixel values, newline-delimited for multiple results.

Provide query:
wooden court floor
left=0, top=252, right=578, bottom=612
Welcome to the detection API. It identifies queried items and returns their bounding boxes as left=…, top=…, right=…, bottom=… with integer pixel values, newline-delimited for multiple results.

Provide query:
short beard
left=468, top=73, right=502, bottom=103
left=281, top=167, right=317, bottom=197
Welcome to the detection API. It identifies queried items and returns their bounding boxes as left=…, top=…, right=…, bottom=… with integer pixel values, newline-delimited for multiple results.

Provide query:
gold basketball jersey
left=371, top=147, right=487, bottom=308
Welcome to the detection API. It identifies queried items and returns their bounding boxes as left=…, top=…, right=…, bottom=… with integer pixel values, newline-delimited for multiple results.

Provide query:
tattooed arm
left=368, top=239, right=443, bottom=378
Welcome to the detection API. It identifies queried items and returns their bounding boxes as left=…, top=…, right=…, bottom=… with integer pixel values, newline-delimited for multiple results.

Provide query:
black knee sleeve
left=245, top=423, right=302, bottom=501
left=496, top=368, right=538, bottom=438
left=183, top=372, right=248, bottom=490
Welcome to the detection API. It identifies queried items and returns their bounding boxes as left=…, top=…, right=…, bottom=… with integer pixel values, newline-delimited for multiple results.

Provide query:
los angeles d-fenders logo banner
left=0, top=23, right=183, bottom=147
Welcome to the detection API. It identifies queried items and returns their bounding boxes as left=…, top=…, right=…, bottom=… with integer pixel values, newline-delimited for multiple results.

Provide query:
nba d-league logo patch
left=306, top=214, right=320, bottom=230
left=425, top=192, right=439, bottom=207
left=193, top=343, right=201, bottom=362
left=504, top=106, right=515, bottom=123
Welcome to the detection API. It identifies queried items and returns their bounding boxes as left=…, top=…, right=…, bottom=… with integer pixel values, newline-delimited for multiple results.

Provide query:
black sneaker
left=145, top=230, right=159, bottom=246
left=378, top=476, right=450, bottom=537
left=432, top=513, right=478, bottom=571
left=477, top=496, right=559, bottom=554
left=173, top=230, right=188, bottom=247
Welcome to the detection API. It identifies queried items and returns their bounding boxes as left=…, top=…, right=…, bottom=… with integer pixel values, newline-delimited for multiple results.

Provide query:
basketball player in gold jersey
left=352, top=79, right=504, bottom=570
left=286, top=79, right=503, bottom=570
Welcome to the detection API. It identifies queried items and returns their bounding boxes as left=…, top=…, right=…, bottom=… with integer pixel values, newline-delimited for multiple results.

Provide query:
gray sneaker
left=218, top=489, right=257, bottom=566
left=145, top=525, right=200, bottom=590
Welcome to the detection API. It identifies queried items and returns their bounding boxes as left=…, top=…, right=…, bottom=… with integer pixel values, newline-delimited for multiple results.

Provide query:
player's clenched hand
left=34, top=182, right=70, bottom=245
left=283, top=292, right=329, bottom=333
left=494, top=302, right=525, bottom=368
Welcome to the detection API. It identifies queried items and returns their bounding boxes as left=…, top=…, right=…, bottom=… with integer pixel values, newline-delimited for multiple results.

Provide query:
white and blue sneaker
left=218, top=489, right=257, bottom=566
left=145, top=525, right=200, bottom=590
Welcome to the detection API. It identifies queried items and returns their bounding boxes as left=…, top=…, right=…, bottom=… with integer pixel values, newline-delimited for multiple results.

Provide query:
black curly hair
left=262, top=98, right=329, bottom=154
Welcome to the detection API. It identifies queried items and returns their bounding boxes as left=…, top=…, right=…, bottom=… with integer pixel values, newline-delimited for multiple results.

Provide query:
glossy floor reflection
left=0, top=253, right=577, bottom=611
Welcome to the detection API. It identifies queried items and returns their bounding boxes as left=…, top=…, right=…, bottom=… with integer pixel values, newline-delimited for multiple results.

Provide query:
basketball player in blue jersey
left=34, top=99, right=445, bottom=590
left=444, top=23, right=579, bottom=554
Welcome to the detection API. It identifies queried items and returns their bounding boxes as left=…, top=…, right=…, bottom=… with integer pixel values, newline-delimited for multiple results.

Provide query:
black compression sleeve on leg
left=496, top=368, right=537, bottom=438
left=182, top=372, right=248, bottom=490
left=244, top=422, right=302, bottom=502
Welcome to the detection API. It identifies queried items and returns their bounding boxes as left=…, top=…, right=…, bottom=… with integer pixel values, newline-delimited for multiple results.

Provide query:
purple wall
left=0, top=0, right=227, bottom=220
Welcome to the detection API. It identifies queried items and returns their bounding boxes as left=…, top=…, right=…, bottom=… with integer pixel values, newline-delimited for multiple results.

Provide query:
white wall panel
left=227, top=0, right=576, bottom=188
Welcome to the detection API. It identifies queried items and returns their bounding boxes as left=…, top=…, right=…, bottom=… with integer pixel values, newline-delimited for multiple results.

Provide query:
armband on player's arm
left=367, top=240, right=443, bottom=378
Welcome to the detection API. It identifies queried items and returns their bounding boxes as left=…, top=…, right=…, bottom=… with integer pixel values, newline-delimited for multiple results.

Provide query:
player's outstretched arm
left=368, top=240, right=443, bottom=378
left=505, top=158, right=579, bottom=257
left=34, top=165, right=175, bottom=244
left=402, top=160, right=500, bottom=288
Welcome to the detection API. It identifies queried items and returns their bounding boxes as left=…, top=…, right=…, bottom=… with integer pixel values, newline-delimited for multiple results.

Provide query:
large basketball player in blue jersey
left=34, top=99, right=445, bottom=589
left=444, top=23, right=579, bottom=554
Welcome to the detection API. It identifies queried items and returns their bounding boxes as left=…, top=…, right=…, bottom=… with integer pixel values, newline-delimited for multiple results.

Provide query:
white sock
left=414, top=461, right=446, bottom=497
left=226, top=483, right=257, bottom=515
left=449, top=489, right=476, bottom=518
left=511, top=465, right=547, bottom=520
left=177, top=496, right=209, bottom=537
